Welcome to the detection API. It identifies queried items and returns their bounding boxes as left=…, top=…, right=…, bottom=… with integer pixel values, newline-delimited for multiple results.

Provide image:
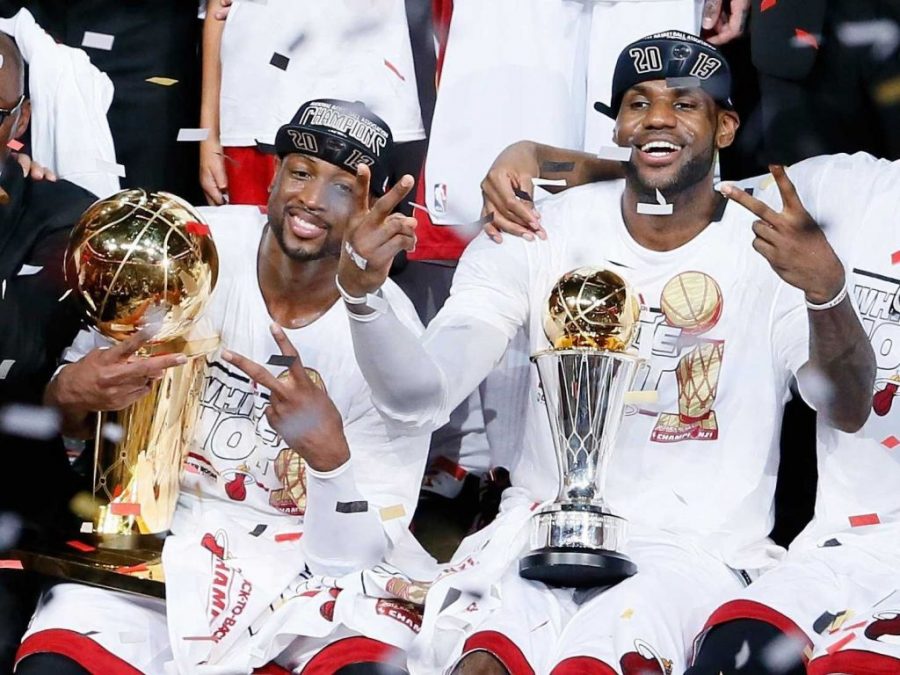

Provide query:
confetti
left=735, top=640, right=750, bottom=669
left=821, top=538, right=841, bottom=547
left=79, top=522, right=93, bottom=534
left=110, top=502, right=141, bottom=517
left=761, top=0, right=777, bottom=11
left=636, top=188, right=673, bottom=215
left=145, top=77, right=178, bottom=86
left=335, top=500, right=368, bottom=514
left=849, top=513, right=880, bottom=527
left=101, top=422, right=124, bottom=444
left=532, top=178, right=566, bottom=187
left=620, top=608, right=634, bottom=619
left=95, top=159, right=126, bottom=178
left=1, top=279, right=5, bottom=299
left=891, top=251, right=900, bottom=265
left=0, top=403, right=60, bottom=439
left=274, top=531, right=302, bottom=542
left=176, top=128, right=210, bottom=142
left=540, top=161, right=575, bottom=173
left=836, top=20, right=899, bottom=58
left=883, top=435, right=900, bottom=449
left=0, top=360, right=13, bottom=379
left=267, top=355, right=296, bottom=367
left=6, top=139, right=23, bottom=152
left=58, top=288, right=73, bottom=302
left=249, top=524, right=267, bottom=537
left=81, top=31, right=115, bottom=51
left=379, top=504, right=406, bottom=522
left=596, top=146, right=632, bottom=162
left=512, top=187, right=533, bottom=202
left=826, top=633, right=856, bottom=654
left=185, top=221, right=211, bottom=236
left=666, top=76, right=701, bottom=89
left=115, top=563, right=148, bottom=575
left=383, top=58, right=406, bottom=81
left=66, top=540, right=96, bottom=553
left=792, top=29, right=820, bottom=50
left=760, top=632, right=806, bottom=672
left=0, top=512, right=21, bottom=549
left=17, top=264, right=42, bottom=276
left=270, top=52, right=290, bottom=71
left=0, top=560, right=23, bottom=570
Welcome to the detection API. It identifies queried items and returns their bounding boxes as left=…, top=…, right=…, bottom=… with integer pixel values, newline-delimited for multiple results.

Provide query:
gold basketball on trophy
left=65, top=189, right=219, bottom=343
left=543, top=266, right=641, bottom=351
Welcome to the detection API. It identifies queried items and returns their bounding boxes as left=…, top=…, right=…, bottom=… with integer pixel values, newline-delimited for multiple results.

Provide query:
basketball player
left=336, top=32, right=875, bottom=674
left=22, top=99, right=433, bottom=674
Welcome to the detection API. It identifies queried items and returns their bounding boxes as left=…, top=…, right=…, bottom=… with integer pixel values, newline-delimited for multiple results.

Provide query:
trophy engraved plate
left=519, top=266, right=642, bottom=587
left=11, top=190, right=219, bottom=597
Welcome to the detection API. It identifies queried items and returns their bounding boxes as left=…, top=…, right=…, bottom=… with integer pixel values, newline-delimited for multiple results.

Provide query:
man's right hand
left=49, top=330, right=187, bottom=416
left=200, top=137, right=229, bottom=206
left=337, top=164, right=416, bottom=298
left=480, top=141, right=544, bottom=243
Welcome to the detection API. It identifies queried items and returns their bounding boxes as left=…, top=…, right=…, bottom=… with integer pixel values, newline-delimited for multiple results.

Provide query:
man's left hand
left=721, top=165, right=845, bottom=304
left=222, top=324, right=350, bottom=472
left=702, top=0, right=751, bottom=46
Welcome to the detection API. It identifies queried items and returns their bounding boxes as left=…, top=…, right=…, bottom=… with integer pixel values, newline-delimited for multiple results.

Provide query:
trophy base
left=9, top=533, right=167, bottom=598
left=519, top=547, right=637, bottom=588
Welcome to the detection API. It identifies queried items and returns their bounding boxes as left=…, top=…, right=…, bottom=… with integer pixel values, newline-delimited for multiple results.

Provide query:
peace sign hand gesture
left=720, top=165, right=845, bottom=304
left=222, top=324, right=349, bottom=472
left=337, top=164, right=417, bottom=298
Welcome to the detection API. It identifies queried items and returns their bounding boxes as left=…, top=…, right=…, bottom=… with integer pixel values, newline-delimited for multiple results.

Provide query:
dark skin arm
left=721, top=166, right=876, bottom=433
left=480, top=141, right=618, bottom=242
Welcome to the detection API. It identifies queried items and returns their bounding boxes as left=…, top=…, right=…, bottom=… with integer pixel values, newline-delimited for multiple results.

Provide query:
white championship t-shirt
left=218, top=0, right=425, bottom=147
left=756, top=153, right=900, bottom=548
left=436, top=180, right=809, bottom=568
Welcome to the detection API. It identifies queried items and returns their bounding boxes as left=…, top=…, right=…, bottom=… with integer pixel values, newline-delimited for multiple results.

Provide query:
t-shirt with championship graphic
left=755, top=153, right=900, bottom=547
left=435, top=180, right=809, bottom=569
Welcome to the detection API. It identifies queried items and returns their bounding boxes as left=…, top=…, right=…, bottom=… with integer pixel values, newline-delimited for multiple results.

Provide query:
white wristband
left=335, top=275, right=388, bottom=319
left=805, top=282, right=848, bottom=311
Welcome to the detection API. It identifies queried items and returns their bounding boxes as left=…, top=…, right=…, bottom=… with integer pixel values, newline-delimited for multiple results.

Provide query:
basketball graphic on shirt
left=660, top=271, right=723, bottom=334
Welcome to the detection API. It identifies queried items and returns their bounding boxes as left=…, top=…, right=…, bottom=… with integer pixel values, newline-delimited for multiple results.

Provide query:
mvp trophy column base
left=519, top=506, right=637, bottom=587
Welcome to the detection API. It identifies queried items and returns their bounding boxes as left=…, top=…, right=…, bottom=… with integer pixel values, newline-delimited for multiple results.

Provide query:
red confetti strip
left=892, top=250, right=900, bottom=265
left=186, top=221, right=211, bottom=237
left=794, top=28, right=819, bottom=49
left=383, top=58, right=406, bottom=81
left=841, top=620, right=868, bottom=632
left=274, top=532, right=302, bottom=542
left=0, top=560, right=23, bottom=570
left=826, top=632, right=856, bottom=654
left=433, top=455, right=468, bottom=481
left=883, top=435, right=900, bottom=450
left=849, top=513, right=880, bottom=527
left=761, top=0, right=777, bottom=10
left=115, top=562, right=149, bottom=575
left=66, top=540, right=96, bottom=552
left=6, top=139, right=23, bottom=151
left=110, top=502, right=141, bottom=516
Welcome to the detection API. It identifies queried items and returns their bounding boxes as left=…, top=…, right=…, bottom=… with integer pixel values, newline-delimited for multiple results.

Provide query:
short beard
left=625, top=140, right=716, bottom=201
left=267, top=221, right=340, bottom=262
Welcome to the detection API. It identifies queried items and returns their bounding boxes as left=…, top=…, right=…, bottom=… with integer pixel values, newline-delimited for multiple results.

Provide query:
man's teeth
left=640, top=141, right=681, bottom=154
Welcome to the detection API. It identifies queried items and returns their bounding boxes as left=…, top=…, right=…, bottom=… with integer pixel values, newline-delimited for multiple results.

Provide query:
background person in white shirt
left=335, top=32, right=874, bottom=674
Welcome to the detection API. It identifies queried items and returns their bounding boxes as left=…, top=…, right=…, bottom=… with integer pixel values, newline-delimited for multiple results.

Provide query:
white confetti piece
left=0, top=404, right=60, bottom=440
left=81, top=31, right=115, bottom=51
left=636, top=188, right=673, bottom=215
left=80, top=522, right=94, bottom=534
left=837, top=20, right=899, bottom=58
left=17, top=264, right=42, bottom=276
left=761, top=632, right=807, bottom=673
left=176, top=128, right=210, bottom=142
left=532, top=178, right=566, bottom=187
left=735, top=640, right=750, bottom=669
left=1, top=279, right=5, bottom=299
left=0, top=512, right=21, bottom=549
left=0, top=360, right=13, bottom=379
left=596, top=146, right=633, bottom=162
left=58, top=288, right=73, bottom=302
left=101, top=422, right=125, bottom=444
left=666, top=75, right=701, bottom=89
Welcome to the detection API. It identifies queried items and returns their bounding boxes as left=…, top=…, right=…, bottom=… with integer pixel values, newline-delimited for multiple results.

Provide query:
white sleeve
left=349, top=234, right=532, bottom=431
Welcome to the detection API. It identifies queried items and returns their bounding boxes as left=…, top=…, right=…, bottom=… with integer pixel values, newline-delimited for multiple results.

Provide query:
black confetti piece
left=335, top=500, right=369, bottom=513
left=266, top=355, right=296, bottom=367
left=540, top=161, right=575, bottom=173
left=270, top=52, right=290, bottom=71
left=249, top=524, right=267, bottom=537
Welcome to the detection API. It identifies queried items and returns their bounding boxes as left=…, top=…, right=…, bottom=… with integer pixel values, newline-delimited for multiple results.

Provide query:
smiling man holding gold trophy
left=17, top=99, right=432, bottom=675
left=337, top=31, right=874, bottom=675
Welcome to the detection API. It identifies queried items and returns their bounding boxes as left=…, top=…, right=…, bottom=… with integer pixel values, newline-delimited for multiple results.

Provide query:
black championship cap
left=274, top=98, right=394, bottom=195
left=594, top=30, right=733, bottom=118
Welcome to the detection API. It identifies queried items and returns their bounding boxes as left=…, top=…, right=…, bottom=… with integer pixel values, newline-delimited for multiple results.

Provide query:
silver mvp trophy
left=519, top=266, right=643, bottom=587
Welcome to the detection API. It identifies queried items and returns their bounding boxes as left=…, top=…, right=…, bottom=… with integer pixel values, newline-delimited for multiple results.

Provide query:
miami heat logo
left=223, top=464, right=255, bottom=502
left=202, top=530, right=235, bottom=622
left=865, top=611, right=900, bottom=644
left=873, top=374, right=899, bottom=417
left=620, top=638, right=673, bottom=674
left=651, top=271, right=725, bottom=443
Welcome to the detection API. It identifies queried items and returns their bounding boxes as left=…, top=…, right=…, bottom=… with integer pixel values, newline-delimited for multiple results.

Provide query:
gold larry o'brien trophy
left=14, top=189, right=218, bottom=597
left=518, top=266, right=642, bottom=587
